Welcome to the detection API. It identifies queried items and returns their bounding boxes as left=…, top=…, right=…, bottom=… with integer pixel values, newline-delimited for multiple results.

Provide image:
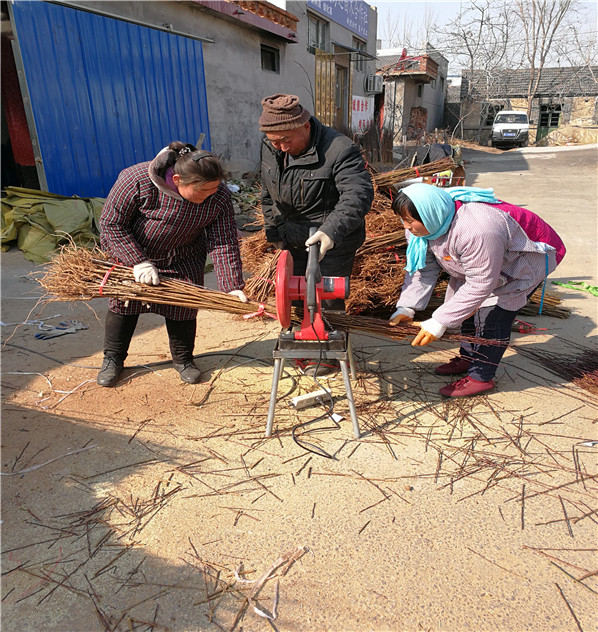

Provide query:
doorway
left=1, top=25, right=38, bottom=190
left=537, top=104, right=562, bottom=141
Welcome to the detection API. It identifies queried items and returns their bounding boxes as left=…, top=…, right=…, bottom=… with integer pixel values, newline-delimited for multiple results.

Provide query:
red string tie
left=513, top=318, right=548, bottom=334
left=99, top=265, right=117, bottom=296
left=243, top=303, right=277, bottom=320
left=254, top=277, right=275, bottom=286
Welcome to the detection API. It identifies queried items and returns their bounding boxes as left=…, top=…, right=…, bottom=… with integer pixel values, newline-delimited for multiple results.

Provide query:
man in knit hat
left=259, top=94, right=373, bottom=372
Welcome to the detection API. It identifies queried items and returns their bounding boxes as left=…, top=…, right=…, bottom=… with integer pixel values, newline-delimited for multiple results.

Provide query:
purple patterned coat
left=100, top=156, right=244, bottom=321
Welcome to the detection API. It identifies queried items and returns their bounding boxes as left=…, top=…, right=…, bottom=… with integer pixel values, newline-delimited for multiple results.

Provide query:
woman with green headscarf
left=389, top=183, right=565, bottom=398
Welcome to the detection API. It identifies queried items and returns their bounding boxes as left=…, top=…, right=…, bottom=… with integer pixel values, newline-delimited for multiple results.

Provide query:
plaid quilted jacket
left=100, top=153, right=244, bottom=320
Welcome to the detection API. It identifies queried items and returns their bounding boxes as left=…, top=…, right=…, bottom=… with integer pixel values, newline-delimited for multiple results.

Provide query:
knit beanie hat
left=259, top=94, right=311, bottom=132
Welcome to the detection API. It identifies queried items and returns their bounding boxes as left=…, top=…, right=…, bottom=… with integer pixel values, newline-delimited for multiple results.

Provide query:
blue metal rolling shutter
left=11, top=1, right=211, bottom=197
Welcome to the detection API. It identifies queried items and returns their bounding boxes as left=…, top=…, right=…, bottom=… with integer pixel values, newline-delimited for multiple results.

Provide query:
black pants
left=458, top=283, right=544, bottom=381
left=103, top=311, right=197, bottom=364
left=459, top=305, right=517, bottom=381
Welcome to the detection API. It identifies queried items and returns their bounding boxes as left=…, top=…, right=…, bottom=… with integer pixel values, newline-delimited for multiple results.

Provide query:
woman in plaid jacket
left=98, top=141, right=246, bottom=387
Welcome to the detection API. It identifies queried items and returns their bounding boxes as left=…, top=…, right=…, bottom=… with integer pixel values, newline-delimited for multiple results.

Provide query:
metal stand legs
left=265, top=357, right=285, bottom=438
left=265, top=332, right=360, bottom=439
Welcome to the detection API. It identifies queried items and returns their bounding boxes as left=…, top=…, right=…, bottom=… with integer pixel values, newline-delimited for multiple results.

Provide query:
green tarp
left=1, top=187, right=105, bottom=263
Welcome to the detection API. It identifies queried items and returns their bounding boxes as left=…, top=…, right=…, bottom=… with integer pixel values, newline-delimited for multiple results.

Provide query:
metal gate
left=9, top=1, right=211, bottom=197
left=315, top=49, right=335, bottom=127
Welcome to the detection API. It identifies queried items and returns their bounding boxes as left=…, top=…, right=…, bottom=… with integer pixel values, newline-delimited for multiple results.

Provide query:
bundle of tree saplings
left=38, top=246, right=262, bottom=317
left=38, top=245, right=508, bottom=348
left=240, top=178, right=569, bottom=320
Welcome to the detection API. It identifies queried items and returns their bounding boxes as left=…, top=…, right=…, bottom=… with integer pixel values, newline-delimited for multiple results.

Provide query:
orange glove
left=411, top=318, right=445, bottom=347
left=411, top=328, right=438, bottom=347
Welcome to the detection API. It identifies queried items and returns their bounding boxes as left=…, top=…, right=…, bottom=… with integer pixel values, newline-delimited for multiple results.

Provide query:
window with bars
left=307, top=13, right=328, bottom=54
left=540, top=104, right=561, bottom=127
left=261, top=44, right=280, bottom=73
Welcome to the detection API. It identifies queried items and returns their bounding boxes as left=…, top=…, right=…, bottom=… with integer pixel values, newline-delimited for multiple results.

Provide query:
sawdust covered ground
left=2, top=146, right=597, bottom=632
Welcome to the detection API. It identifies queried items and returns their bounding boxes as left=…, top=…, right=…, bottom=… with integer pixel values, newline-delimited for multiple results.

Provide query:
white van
left=491, top=111, right=530, bottom=148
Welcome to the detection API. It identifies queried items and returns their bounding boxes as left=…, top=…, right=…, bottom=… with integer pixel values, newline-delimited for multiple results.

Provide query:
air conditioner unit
left=365, top=74, right=383, bottom=94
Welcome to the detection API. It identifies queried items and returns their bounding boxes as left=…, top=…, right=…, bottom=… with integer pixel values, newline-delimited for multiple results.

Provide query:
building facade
left=2, top=0, right=379, bottom=197
left=445, top=66, right=598, bottom=144
left=376, top=44, right=448, bottom=144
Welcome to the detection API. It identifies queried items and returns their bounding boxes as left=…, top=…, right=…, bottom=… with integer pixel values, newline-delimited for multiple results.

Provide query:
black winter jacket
left=260, top=117, right=373, bottom=250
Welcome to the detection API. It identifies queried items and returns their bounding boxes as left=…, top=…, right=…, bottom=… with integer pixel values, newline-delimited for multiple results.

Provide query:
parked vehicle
left=491, top=111, right=530, bottom=148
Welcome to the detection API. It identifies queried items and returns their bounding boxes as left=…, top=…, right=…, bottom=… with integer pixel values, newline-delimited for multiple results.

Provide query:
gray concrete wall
left=421, top=44, right=448, bottom=131
left=422, top=81, right=445, bottom=131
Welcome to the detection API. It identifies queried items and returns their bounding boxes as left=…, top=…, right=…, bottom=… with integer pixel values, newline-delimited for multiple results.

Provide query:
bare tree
left=549, top=15, right=597, bottom=78
left=377, top=3, right=438, bottom=53
left=433, top=0, right=520, bottom=141
left=514, top=0, right=576, bottom=118
left=434, top=0, right=592, bottom=138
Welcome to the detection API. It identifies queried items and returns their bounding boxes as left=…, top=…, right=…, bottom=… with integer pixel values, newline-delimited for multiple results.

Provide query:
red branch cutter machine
left=265, top=229, right=360, bottom=439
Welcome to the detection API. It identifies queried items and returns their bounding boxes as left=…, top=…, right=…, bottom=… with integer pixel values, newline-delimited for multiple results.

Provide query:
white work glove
left=133, top=261, right=160, bottom=285
left=305, top=230, right=335, bottom=261
left=389, top=306, right=415, bottom=326
left=228, top=289, right=248, bottom=303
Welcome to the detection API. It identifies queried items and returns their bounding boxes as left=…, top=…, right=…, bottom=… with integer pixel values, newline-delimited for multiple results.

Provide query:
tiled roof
left=376, top=54, right=438, bottom=79
left=376, top=53, right=407, bottom=70
left=229, top=0, right=299, bottom=29
left=462, top=66, right=598, bottom=99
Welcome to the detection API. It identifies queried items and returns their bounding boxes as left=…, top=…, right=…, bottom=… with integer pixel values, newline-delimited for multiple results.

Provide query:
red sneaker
left=439, top=376, right=495, bottom=398
left=434, top=356, right=471, bottom=375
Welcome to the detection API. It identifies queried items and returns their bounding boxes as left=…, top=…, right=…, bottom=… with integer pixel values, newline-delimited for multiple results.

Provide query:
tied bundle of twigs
left=243, top=250, right=280, bottom=304
left=371, top=156, right=457, bottom=192
left=38, top=246, right=507, bottom=348
left=38, top=246, right=268, bottom=317
left=519, top=288, right=571, bottom=318
left=356, top=230, right=406, bottom=257
left=290, top=307, right=508, bottom=348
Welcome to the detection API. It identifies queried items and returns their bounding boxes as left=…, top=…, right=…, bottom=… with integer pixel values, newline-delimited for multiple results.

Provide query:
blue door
left=10, top=1, right=211, bottom=197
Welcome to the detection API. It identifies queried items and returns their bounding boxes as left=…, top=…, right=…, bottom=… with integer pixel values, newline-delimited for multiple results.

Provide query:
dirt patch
left=2, top=146, right=598, bottom=631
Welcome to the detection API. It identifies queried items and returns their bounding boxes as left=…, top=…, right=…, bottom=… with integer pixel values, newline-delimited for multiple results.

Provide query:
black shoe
left=97, top=357, right=123, bottom=387
left=173, top=361, right=202, bottom=384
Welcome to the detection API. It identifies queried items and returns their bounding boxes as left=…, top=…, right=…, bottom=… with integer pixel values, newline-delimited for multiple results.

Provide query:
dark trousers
left=103, top=311, right=197, bottom=364
left=459, top=305, right=517, bottom=381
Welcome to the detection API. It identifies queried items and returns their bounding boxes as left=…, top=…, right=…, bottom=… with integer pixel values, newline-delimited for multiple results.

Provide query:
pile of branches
left=516, top=343, right=598, bottom=396
left=240, top=161, right=569, bottom=320
left=346, top=195, right=406, bottom=314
